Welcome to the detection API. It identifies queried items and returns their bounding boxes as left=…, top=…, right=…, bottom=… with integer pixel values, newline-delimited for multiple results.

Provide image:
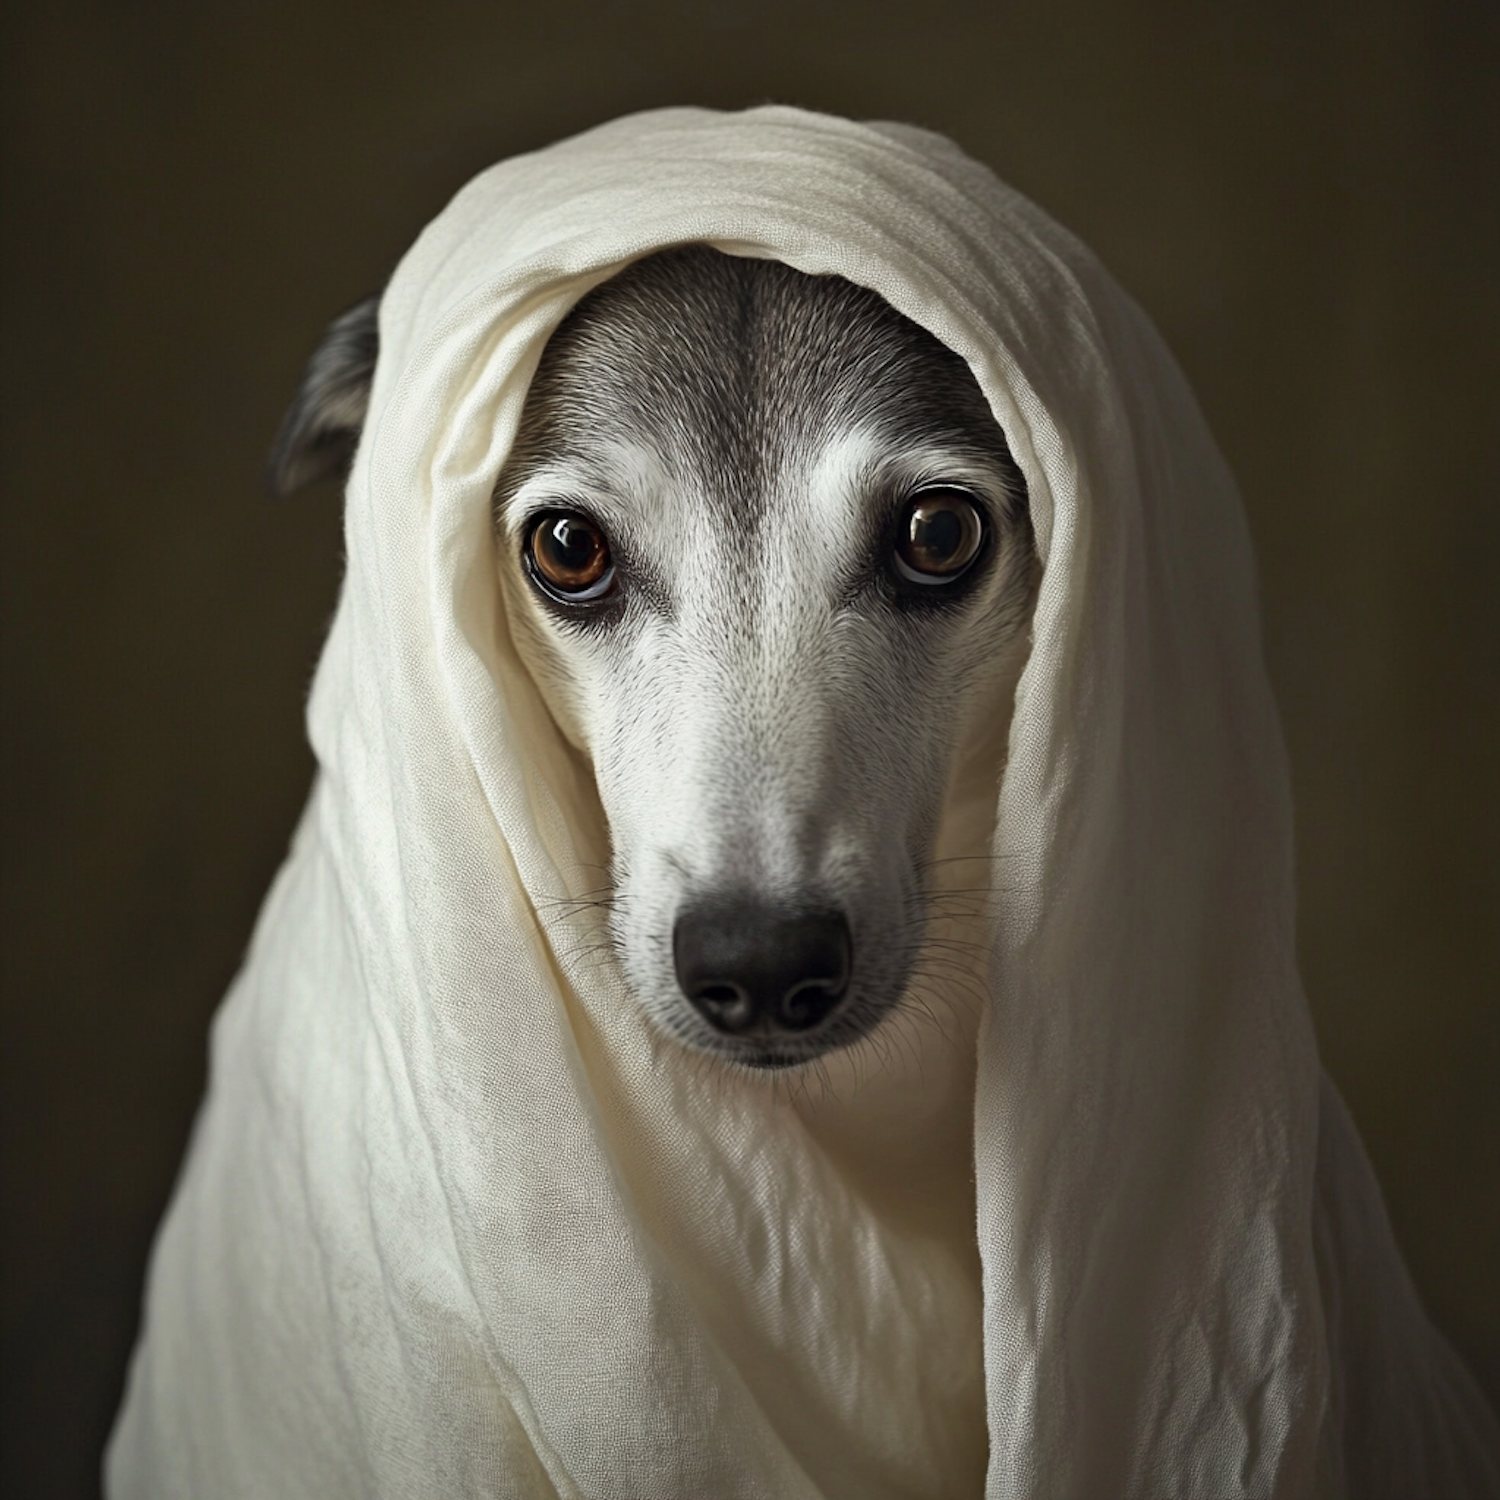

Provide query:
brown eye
left=894, top=491, right=985, bottom=584
left=527, top=512, right=614, bottom=600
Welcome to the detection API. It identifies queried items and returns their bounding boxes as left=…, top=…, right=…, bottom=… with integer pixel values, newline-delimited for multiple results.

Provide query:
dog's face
left=270, top=246, right=1038, bottom=1071
left=494, top=248, right=1037, bottom=1068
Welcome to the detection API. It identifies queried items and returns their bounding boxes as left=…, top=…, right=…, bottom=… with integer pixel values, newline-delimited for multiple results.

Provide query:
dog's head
left=273, top=246, right=1038, bottom=1069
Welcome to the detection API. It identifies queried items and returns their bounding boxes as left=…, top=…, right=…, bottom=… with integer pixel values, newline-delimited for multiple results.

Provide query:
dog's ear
left=266, top=292, right=381, bottom=497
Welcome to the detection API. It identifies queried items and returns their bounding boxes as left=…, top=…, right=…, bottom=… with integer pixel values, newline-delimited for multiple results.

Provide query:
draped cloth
left=107, top=106, right=1498, bottom=1498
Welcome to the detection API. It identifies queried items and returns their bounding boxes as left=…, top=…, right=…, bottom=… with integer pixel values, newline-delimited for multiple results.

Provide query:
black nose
left=672, top=902, right=852, bottom=1035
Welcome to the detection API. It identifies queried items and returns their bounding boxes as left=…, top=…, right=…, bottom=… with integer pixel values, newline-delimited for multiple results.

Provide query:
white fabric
left=108, top=107, right=1497, bottom=1498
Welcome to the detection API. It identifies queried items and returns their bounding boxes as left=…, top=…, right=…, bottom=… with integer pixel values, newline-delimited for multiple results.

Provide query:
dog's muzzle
left=672, top=901, right=851, bottom=1041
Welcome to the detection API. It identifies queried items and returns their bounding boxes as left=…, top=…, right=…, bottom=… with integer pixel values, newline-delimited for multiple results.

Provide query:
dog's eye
left=526, top=512, right=615, bottom=600
left=893, top=490, right=985, bottom=584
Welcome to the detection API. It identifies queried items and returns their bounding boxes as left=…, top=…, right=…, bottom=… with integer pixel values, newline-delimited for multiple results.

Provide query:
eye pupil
left=913, top=506, right=963, bottom=561
left=529, top=513, right=613, bottom=597
left=895, top=492, right=984, bottom=583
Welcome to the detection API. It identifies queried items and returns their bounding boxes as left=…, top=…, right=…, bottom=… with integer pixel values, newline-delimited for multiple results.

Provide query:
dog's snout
left=673, top=903, right=851, bottom=1036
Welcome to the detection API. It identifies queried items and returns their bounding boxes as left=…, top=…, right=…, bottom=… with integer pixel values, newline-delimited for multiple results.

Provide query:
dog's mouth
left=736, top=1049, right=806, bottom=1071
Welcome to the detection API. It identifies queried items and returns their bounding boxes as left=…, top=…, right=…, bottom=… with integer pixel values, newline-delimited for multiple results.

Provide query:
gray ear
left=266, top=292, right=381, bottom=496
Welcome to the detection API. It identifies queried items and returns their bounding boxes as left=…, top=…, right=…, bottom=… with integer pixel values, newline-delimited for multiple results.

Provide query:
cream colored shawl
left=108, top=106, right=1498, bottom=1499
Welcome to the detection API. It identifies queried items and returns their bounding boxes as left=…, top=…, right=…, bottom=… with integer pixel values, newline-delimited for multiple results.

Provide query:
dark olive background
left=3, top=2, right=1496, bottom=1495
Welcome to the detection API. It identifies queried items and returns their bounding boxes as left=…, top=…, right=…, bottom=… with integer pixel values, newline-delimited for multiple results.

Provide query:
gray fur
left=267, top=292, right=381, bottom=497
left=504, top=248, right=1029, bottom=554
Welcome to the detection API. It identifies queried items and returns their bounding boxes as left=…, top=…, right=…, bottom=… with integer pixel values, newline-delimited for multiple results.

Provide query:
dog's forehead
left=504, top=245, right=1012, bottom=530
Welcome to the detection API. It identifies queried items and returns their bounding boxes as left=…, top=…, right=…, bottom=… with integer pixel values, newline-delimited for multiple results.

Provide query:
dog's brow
left=858, top=442, right=1026, bottom=513
left=496, top=444, right=671, bottom=534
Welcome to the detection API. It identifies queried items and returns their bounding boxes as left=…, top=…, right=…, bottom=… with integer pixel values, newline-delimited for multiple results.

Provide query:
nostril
left=778, top=977, right=840, bottom=1032
left=690, top=981, right=755, bottom=1034
left=673, top=902, right=851, bottom=1037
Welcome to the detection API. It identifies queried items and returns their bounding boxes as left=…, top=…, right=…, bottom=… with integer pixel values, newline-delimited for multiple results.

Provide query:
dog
left=128, top=119, right=1497, bottom=1494
left=271, top=244, right=1039, bottom=1076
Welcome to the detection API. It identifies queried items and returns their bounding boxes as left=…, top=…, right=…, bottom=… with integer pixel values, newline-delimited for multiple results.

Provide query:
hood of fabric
left=111, top=106, right=1500, bottom=1500
left=340, top=104, right=1323, bottom=1492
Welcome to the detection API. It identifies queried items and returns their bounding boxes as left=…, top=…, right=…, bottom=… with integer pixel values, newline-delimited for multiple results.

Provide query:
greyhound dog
left=271, top=244, right=1039, bottom=1075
